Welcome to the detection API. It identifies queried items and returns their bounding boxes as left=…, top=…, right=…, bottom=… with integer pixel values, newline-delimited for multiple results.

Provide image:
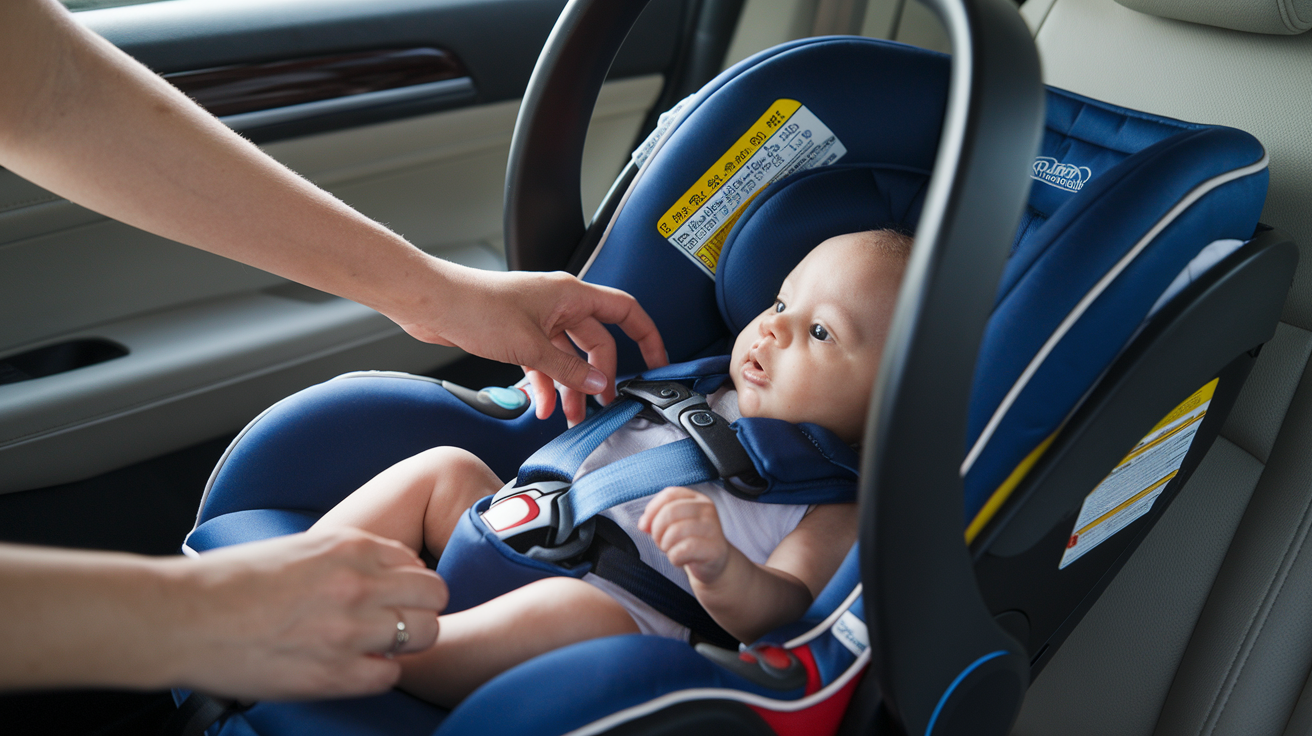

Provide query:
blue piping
left=924, top=650, right=1009, bottom=736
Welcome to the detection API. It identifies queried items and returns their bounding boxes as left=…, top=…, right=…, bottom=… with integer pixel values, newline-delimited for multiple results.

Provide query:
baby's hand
left=638, top=487, right=731, bottom=585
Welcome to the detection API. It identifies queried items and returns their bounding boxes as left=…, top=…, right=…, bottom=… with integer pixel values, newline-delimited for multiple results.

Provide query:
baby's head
left=729, top=229, right=912, bottom=443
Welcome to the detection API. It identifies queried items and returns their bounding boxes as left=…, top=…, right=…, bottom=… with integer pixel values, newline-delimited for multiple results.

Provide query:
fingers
left=347, top=529, right=428, bottom=570
left=365, top=563, right=449, bottom=614
left=638, top=486, right=704, bottom=533
left=564, top=317, right=618, bottom=405
left=638, top=489, right=730, bottom=584
left=560, top=385, right=587, bottom=427
left=523, top=368, right=556, bottom=420
left=363, top=606, right=438, bottom=657
left=319, top=529, right=449, bottom=612
left=320, top=657, right=403, bottom=698
left=529, top=332, right=607, bottom=399
left=576, top=281, right=668, bottom=371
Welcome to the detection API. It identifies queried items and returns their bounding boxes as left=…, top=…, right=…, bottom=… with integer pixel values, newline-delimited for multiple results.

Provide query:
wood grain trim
left=164, top=48, right=467, bottom=118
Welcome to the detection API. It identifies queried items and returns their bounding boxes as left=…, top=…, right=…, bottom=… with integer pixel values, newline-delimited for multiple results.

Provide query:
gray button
left=689, top=411, right=715, bottom=427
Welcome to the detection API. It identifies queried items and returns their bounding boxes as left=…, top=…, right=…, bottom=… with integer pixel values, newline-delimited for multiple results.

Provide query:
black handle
left=857, top=1, right=1044, bottom=735
left=504, top=0, right=654, bottom=272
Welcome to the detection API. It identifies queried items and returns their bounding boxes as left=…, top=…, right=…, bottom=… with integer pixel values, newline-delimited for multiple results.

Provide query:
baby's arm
left=639, top=488, right=857, bottom=644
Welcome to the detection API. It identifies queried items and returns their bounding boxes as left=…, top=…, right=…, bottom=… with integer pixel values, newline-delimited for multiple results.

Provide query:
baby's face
left=729, top=232, right=905, bottom=444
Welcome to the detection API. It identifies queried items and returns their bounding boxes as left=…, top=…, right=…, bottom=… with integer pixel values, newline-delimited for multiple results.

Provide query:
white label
left=831, top=610, right=869, bottom=656
left=656, top=99, right=847, bottom=278
left=1059, top=380, right=1216, bottom=569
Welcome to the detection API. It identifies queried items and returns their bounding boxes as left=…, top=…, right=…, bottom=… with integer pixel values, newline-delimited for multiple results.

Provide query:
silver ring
left=385, top=613, right=409, bottom=657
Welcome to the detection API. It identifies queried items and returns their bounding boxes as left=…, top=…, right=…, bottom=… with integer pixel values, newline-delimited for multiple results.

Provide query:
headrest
left=1116, top=0, right=1312, bottom=34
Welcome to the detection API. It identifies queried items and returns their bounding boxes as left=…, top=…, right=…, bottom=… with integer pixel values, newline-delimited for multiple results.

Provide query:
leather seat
left=1009, top=1, right=1312, bottom=733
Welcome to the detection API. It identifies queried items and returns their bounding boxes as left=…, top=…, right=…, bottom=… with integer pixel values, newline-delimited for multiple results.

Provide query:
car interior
left=1, top=0, right=1311, bottom=735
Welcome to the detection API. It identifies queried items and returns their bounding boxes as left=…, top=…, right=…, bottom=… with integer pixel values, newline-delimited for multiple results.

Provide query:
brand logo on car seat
left=1032, top=156, right=1092, bottom=193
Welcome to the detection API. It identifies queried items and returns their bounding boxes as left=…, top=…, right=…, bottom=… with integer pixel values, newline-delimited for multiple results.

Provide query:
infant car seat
left=176, top=0, right=1294, bottom=734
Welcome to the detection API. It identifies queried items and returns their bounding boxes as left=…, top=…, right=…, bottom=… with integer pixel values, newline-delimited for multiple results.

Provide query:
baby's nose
left=760, top=313, right=791, bottom=344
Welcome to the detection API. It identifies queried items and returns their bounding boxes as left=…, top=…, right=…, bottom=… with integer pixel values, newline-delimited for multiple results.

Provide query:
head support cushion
left=716, top=165, right=928, bottom=333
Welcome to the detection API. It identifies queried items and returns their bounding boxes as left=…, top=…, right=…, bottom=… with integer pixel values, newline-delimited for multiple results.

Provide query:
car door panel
left=0, top=0, right=677, bottom=494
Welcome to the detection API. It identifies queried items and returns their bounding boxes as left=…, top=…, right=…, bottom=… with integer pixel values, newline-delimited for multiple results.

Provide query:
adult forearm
left=0, top=0, right=447, bottom=324
left=691, top=548, right=814, bottom=644
left=0, top=545, right=193, bottom=691
left=0, top=532, right=446, bottom=699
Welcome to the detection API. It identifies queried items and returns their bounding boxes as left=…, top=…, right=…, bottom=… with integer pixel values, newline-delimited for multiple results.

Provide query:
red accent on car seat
left=758, top=645, right=793, bottom=671
left=747, top=665, right=865, bottom=736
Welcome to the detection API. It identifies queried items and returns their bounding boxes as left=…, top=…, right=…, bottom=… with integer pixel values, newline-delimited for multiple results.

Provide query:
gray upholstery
left=1012, top=0, right=1312, bottom=734
left=1116, top=0, right=1312, bottom=35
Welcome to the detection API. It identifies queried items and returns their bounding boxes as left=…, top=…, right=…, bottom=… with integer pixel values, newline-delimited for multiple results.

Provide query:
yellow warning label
left=657, top=99, right=801, bottom=240
left=656, top=99, right=847, bottom=277
left=1144, top=379, right=1216, bottom=437
left=1059, top=378, right=1218, bottom=569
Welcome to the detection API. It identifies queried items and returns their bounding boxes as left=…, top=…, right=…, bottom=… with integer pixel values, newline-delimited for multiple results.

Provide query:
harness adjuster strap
left=619, top=380, right=766, bottom=496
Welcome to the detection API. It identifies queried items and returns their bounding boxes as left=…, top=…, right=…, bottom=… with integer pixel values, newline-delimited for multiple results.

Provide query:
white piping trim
left=959, top=152, right=1269, bottom=477
left=563, top=649, right=871, bottom=736
left=783, top=585, right=863, bottom=649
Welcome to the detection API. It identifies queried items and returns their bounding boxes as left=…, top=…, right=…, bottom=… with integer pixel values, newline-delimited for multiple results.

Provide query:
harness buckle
left=619, top=380, right=767, bottom=496
left=482, top=479, right=596, bottom=563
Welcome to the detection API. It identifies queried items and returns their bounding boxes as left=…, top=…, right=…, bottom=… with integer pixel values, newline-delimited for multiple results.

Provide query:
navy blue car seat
left=176, top=3, right=1293, bottom=734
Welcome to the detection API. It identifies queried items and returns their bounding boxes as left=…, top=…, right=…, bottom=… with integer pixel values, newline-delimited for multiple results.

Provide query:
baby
left=310, top=228, right=911, bottom=707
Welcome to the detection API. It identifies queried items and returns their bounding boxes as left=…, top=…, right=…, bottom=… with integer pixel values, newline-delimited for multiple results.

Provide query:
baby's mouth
left=740, top=351, right=769, bottom=387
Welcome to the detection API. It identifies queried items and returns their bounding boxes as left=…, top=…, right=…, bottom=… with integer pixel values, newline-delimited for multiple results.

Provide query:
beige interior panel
left=723, top=0, right=822, bottom=68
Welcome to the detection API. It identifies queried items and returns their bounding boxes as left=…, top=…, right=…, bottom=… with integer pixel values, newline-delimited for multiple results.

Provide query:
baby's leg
left=398, top=577, right=639, bottom=708
left=311, top=447, right=502, bottom=558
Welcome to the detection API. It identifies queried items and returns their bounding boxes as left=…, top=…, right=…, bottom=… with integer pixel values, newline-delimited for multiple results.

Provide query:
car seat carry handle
left=853, top=1, right=1044, bottom=735
left=505, top=0, right=654, bottom=271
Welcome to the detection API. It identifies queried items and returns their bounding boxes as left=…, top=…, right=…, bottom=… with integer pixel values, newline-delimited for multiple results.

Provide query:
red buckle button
left=757, top=646, right=792, bottom=670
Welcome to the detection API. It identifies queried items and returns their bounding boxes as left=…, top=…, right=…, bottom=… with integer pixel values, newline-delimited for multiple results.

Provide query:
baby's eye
left=810, top=323, right=830, bottom=341
left=774, top=300, right=786, bottom=313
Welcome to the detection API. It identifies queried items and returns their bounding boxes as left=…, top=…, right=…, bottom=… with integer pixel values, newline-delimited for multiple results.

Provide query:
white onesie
left=577, top=386, right=810, bottom=641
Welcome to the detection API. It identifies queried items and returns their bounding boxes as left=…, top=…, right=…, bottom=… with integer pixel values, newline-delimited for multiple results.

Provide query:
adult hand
left=175, top=528, right=446, bottom=700
left=390, top=264, right=667, bottom=425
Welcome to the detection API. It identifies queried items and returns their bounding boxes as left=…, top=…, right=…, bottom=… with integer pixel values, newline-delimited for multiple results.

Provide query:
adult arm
left=0, top=529, right=447, bottom=699
left=0, top=0, right=666, bottom=422
left=641, top=488, right=857, bottom=643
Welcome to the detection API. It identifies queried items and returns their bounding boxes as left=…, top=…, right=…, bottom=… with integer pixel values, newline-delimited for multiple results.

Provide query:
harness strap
left=517, top=399, right=643, bottom=485
left=557, top=438, right=717, bottom=539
